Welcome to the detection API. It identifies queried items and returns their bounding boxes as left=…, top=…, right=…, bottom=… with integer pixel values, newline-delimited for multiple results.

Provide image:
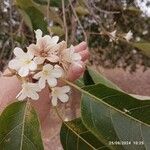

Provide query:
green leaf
left=81, top=83, right=150, bottom=150
left=60, top=118, right=110, bottom=150
left=33, top=0, right=68, bottom=7
left=16, top=0, right=48, bottom=33
left=133, top=42, right=150, bottom=57
left=25, top=6, right=48, bottom=34
left=49, top=26, right=64, bottom=36
left=0, top=101, right=44, bottom=150
left=76, top=6, right=89, bottom=16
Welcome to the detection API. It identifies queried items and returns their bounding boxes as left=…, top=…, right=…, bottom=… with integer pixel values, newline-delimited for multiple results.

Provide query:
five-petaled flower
left=51, top=86, right=71, bottom=106
left=16, top=82, right=41, bottom=100
left=124, top=30, right=133, bottom=42
left=8, top=47, right=37, bottom=77
left=60, top=44, right=82, bottom=69
left=33, top=64, right=63, bottom=89
left=27, top=29, right=60, bottom=64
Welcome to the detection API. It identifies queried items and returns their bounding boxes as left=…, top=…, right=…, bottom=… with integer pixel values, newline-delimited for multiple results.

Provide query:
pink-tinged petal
left=39, top=78, right=46, bottom=89
left=29, top=61, right=37, bottom=71
left=47, top=78, right=57, bottom=87
left=73, top=53, right=81, bottom=61
left=58, top=94, right=69, bottom=103
left=51, top=96, right=58, bottom=106
left=34, top=57, right=45, bottom=64
left=14, top=47, right=25, bottom=57
left=27, top=44, right=38, bottom=54
left=74, top=41, right=87, bottom=52
left=37, top=35, right=51, bottom=50
left=35, top=29, right=43, bottom=41
left=33, top=72, right=42, bottom=79
left=8, top=59, right=21, bottom=70
left=61, top=86, right=71, bottom=93
left=18, top=67, right=29, bottom=77
left=47, top=55, right=59, bottom=63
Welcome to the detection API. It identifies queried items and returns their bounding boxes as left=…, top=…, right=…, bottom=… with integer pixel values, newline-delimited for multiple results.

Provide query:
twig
left=68, top=0, right=87, bottom=43
left=46, top=0, right=51, bottom=23
left=62, top=0, right=68, bottom=44
left=8, top=0, right=14, bottom=60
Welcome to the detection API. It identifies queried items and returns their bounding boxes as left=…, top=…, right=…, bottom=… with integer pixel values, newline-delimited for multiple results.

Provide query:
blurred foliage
left=0, top=0, right=150, bottom=72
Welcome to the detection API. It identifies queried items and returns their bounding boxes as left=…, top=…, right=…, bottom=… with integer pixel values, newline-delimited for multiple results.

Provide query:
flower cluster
left=8, top=29, right=82, bottom=106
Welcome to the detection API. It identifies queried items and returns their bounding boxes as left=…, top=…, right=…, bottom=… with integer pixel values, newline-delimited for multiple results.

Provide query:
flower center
left=24, top=59, right=31, bottom=65
left=40, top=50, right=48, bottom=57
left=43, top=70, right=49, bottom=76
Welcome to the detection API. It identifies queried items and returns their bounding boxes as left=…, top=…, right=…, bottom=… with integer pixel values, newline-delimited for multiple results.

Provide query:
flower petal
left=51, top=36, right=59, bottom=44
left=52, top=65, right=63, bottom=78
left=58, top=94, right=69, bottom=103
left=14, top=47, right=25, bottom=57
left=43, top=64, right=53, bottom=70
left=16, top=90, right=27, bottom=100
left=73, top=53, right=81, bottom=61
left=47, top=78, right=57, bottom=87
left=27, top=50, right=34, bottom=59
left=39, top=77, right=46, bottom=89
left=29, top=91, right=39, bottom=100
left=27, top=44, right=39, bottom=54
left=47, top=55, right=59, bottom=63
left=18, top=67, right=29, bottom=77
left=51, top=96, right=58, bottom=106
left=35, top=29, right=43, bottom=41
left=34, top=57, right=45, bottom=64
left=61, top=86, right=71, bottom=93
left=8, top=59, right=21, bottom=70
left=33, top=71, right=42, bottom=79
left=29, top=61, right=37, bottom=71
left=29, top=83, right=41, bottom=92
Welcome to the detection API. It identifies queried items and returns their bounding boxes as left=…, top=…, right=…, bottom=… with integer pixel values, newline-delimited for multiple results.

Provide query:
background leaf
left=0, top=101, right=44, bottom=150
left=33, top=0, right=68, bottom=7
left=60, top=118, right=110, bottom=150
left=16, top=0, right=48, bottom=33
left=134, top=42, right=150, bottom=58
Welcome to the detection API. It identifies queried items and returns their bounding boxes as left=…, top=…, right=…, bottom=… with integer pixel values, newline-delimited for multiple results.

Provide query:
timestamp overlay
left=109, top=140, right=144, bottom=146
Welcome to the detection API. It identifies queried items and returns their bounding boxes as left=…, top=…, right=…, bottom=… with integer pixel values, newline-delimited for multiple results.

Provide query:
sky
left=135, top=0, right=150, bottom=17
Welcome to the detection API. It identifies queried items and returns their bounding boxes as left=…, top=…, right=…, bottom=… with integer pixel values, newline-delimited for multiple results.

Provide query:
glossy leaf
left=0, top=101, right=44, bottom=150
left=60, top=118, right=110, bottom=150
left=81, top=83, right=150, bottom=150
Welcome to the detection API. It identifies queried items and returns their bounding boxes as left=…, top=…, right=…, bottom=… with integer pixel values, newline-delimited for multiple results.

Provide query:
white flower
left=109, top=30, right=117, bottom=42
left=8, top=47, right=37, bottom=77
left=51, top=86, right=71, bottom=106
left=33, top=64, right=63, bottom=89
left=61, top=45, right=81, bottom=64
left=16, top=82, right=41, bottom=100
left=124, top=30, right=133, bottom=42
left=27, top=29, right=60, bottom=64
